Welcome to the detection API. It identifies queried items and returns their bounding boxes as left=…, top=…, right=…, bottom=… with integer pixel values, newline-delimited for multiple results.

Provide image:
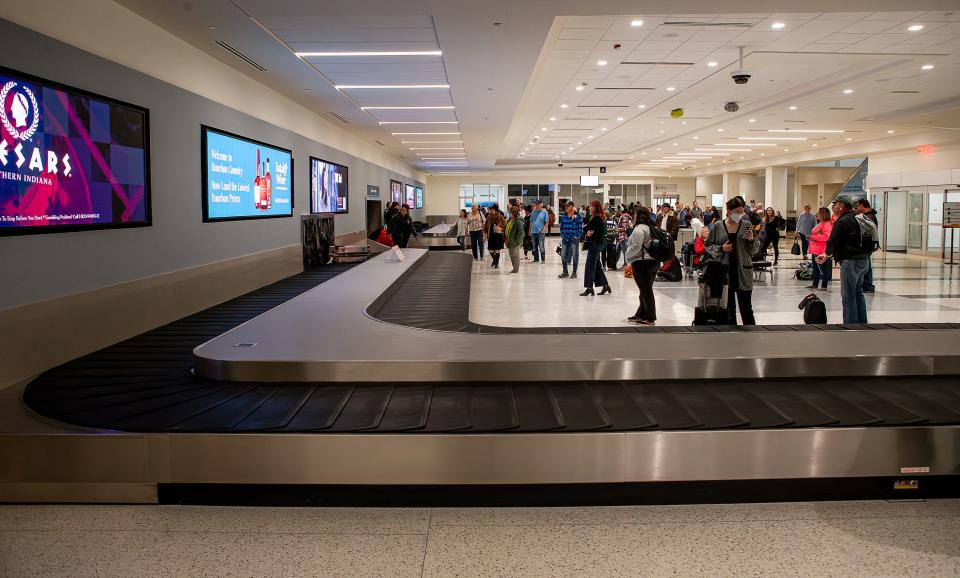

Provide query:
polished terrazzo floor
left=469, top=237, right=960, bottom=327
left=1, top=500, right=958, bottom=577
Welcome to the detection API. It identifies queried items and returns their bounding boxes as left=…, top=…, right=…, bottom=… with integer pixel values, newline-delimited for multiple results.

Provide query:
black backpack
left=645, top=226, right=675, bottom=262
left=798, top=293, right=827, bottom=324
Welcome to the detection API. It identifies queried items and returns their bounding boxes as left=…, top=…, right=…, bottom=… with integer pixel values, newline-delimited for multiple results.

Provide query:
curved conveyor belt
left=21, top=254, right=960, bottom=434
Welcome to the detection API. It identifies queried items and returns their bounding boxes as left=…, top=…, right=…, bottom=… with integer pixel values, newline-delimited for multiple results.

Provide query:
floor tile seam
left=0, top=528, right=430, bottom=536
left=424, top=514, right=960, bottom=528
left=419, top=510, right=433, bottom=578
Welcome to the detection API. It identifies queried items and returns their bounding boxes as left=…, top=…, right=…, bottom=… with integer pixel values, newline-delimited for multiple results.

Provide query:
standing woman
left=484, top=206, right=506, bottom=268
left=706, top=197, right=759, bottom=324
left=466, top=204, right=485, bottom=260
left=581, top=200, right=612, bottom=296
left=759, top=207, right=785, bottom=265
left=505, top=205, right=525, bottom=273
left=624, top=207, right=657, bottom=324
left=616, top=205, right=633, bottom=269
left=807, top=207, right=834, bottom=290
left=455, top=209, right=468, bottom=251
left=389, top=204, right=417, bottom=249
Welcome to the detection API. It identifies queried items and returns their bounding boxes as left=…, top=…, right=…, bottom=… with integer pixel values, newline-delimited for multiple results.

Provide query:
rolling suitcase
left=693, top=281, right=728, bottom=325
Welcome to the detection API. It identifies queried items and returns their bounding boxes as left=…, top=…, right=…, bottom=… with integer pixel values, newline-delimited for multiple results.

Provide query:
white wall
left=867, top=145, right=960, bottom=188
left=696, top=175, right=723, bottom=198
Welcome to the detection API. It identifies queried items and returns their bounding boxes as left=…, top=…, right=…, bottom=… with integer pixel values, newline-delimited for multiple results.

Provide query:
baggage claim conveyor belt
left=5, top=251, right=960, bottom=504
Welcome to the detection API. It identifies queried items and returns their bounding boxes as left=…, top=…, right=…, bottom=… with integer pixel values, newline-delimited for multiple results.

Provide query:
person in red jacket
left=693, top=226, right=709, bottom=268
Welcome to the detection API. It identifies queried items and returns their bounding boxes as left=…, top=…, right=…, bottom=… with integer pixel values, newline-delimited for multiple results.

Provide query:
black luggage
left=798, top=293, right=827, bottom=324
left=693, top=281, right=728, bottom=325
left=605, top=242, right=619, bottom=269
left=656, top=257, right=683, bottom=282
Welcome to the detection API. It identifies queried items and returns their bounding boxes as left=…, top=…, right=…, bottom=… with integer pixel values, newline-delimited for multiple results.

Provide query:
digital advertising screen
left=415, top=186, right=423, bottom=209
left=390, top=179, right=403, bottom=204
left=580, top=175, right=599, bottom=187
left=310, top=157, right=348, bottom=214
left=0, top=66, right=150, bottom=236
left=202, top=125, right=292, bottom=222
left=405, top=183, right=415, bottom=208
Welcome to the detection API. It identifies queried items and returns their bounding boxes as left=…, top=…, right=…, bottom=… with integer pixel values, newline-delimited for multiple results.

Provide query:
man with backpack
left=817, top=195, right=877, bottom=324
left=857, top=198, right=878, bottom=293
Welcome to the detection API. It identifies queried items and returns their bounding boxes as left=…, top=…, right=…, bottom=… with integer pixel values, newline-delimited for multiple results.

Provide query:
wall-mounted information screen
left=405, top=183, right=415, bottom=208
left=0, top=66, right=150, bottom=236
left=310, top=157, right=348, bottom=214
left=390, top=179, right=403, bottom=204
left=415, top=186, right=423, bottom=209
left=202, top=125, right=292, bottom=222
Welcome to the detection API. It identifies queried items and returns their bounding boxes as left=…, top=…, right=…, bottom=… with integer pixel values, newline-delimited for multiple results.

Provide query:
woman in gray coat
left=705, top=196, right=759, bottom=325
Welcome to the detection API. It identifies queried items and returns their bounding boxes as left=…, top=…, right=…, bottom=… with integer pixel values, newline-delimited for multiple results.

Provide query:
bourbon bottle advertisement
left=203, top=126, right=291, bottom=221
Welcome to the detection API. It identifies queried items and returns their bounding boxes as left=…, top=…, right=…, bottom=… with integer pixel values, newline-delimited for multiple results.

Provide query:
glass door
left=871, top=191, right=885, bottom=248
left=907, top=190, right=925, bottom=255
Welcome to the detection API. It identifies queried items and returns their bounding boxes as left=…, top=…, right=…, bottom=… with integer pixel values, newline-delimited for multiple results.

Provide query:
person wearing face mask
left=705, top=196, right=760, bottom=325
left=817, top=195, right=871, bottom=324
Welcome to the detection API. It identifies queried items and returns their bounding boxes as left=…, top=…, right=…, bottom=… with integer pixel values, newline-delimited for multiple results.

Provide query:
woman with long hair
left=581, top=200, right=612, bottom=296
left=624, top=206, right=656, bottom=324
left=484, top=206, right=506, bottom=269
left=506, top=205, right=525, bottom=273
left=705, top=197, right=760, bottom=324
left=455, top=209, right=468, bottom=251
left=807, top=207, right=834, bottom=290
left=466, top=204, right=485, bottom=260
left=759, top=206, right=785, bottom=265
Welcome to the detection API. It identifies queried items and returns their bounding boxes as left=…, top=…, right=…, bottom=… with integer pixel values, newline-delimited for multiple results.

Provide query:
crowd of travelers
left=441, top=191, right=879, bottom=326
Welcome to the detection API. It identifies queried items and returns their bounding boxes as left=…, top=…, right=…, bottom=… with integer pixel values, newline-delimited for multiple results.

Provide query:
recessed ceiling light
left=739, top=136, right=806, bottom=140
left=693, top=136, right=700, bottom=140
left=769, top=129, right=843, bottom=133
left=843, top=89, right=853, bottom=94
left=577, top=142, right=583, bottom=145
left=600, top=127, right=607, bottom=131
left=392, top=132, right=461, bottom=135
left=921, top=64, right=935, bottom=70
left=362, top=106, right=455, bottom=110
left=673, top=142, right=679, bottom=146
left=638, top=104, right=646, bottom=109
left=714, top=142, right=775, bottom=147
left=908, top=24, right=924, bottom=32
left=666, top=86, right=676, bottom=91
left=642, top=152, right=647, bottom=155
left=660, top=129, right=665, bottom=134
left=656, top=147, right=662, bottom=151
left=740, top=156, right=745, bottom=160
left=576, top=86, right=585, bottom=91
left=717, top=128, right=724, bottom=132
left=617, top=117, right=624, bottom=121
left=771, top=22, right=785, bottom=29
left=588, top=135, right=594, bottom=139
left=593, top=156, right=598, bottom=159
left=760, top=153, right=765, bottom=156
left=812, top=144, right=818, bottom=147
left=569, top=147, right=574, bottom=150
left=561, top=103, right=569, bottom=108
left=597, top=60, right=608, bottom=66
left=697, top=148, right=750, bottom=152
left=845, top=137, right=852, bottom=141
left=707, top=61, right=718, bottom=67
left=784, top=148, right=790, bottom=152
left=549, top=117, right=556, bottom=121
left=631, top=19, right=644, bottom=27
left=336, top=84, right=449, bottom=89
left=887, top=130, right=896, bottom=134
left=788, top=106, right=798, bottom=110
left=298, top=51, right=442, bottom=57
left=748, top=118, right=756, bottom=123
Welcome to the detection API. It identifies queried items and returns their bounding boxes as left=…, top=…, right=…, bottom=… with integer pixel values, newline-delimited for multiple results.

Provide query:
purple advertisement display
left=0, top=66, right=150, bottom=236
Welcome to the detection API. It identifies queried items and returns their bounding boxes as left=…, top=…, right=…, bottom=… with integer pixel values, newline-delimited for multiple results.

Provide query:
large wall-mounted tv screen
left=310, top=157, right=348, bottom=214
left=0, top=66, right=150, bottom=236
left=202, top=125, right=292, bottom=222
left=390, top=179, right=403, bottom=204
left=405, top=183, right=415, bottom=208
left=415, top=186, right=423, bottom=209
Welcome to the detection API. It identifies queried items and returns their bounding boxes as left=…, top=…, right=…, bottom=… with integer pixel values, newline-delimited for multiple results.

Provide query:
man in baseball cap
left=816, top=194, right=874, bottom=323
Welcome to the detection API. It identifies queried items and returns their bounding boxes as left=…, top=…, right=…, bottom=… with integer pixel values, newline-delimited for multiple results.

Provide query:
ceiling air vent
left=829, top=107, right=854, bottom=110
left=663, top=21, right=754, bottom=28
left=891, top=91, right=919, bottom=94
left=328, top=112, right=349, bottom=124
left=375, top=140, right=386, bottom=147
left=620, top=61, right=695, bottom=66
left=214, top=40, right=267, bottom=72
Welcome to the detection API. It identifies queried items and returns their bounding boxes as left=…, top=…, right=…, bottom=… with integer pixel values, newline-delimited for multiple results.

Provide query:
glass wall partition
left=459, top=184, right=505, bottom=210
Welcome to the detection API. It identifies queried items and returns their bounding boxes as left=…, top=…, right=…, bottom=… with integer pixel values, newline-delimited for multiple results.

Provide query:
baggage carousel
left=4, top=250, right=960, bottom=504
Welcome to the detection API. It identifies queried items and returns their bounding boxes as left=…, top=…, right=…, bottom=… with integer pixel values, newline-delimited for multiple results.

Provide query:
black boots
left=580, top=288, right=594, bottom=296
left=599, top=285, right=612, bottom=295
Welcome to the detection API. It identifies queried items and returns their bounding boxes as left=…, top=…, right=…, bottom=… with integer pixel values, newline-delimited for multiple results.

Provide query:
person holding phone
left=705, top=196, right=760, bottom=325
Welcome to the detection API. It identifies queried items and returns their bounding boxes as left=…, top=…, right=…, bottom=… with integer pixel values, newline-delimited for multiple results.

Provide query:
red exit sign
left=916, top=144, right=936, bottom=154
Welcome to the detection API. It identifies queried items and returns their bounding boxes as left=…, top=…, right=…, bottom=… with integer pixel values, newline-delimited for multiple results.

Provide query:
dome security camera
left=558, top=162, right=564, bottom=168
left=725, top=101, right=740, bottom=112
left=731, top=46, right=750, bottom=85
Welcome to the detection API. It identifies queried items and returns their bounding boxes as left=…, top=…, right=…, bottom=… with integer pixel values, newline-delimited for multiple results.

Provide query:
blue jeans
left=469, top=230, right=484, bottom=259
left=810, top=253, right=832, bottom=288
left=840, top=258, right=870, bottom=324
left=532, top=232, right=545, bottom=261
left=561, top=238, right=579, bottom=275
left=863, top=258, right=875, bottom=291
left=617, top=239, right=629, bottom=267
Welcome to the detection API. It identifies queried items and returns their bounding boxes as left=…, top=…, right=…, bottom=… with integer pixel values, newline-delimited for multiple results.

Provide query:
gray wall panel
left=0, top=19, right=422, bottom=309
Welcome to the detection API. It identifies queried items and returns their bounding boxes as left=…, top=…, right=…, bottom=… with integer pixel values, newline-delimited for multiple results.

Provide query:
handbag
left=623, top=264, right=633, bottom=278
left=790, top=236, right=802, bottom=256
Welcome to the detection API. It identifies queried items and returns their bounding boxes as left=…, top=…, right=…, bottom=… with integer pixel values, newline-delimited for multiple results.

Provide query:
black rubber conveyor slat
left=284, top=385, right=355, bottom=431
left=424, top=385, right=472, bottom=432
left=378, top=385, right=433, bottom=431
left=512, top=384, right=565, bottom=431
left=331, top=385, right=394, bottom=431
left=552, top=384, right=611, bottom=431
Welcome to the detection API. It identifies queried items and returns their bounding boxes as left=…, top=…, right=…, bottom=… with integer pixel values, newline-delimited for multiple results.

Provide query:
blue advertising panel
left=0, top=66, right=150, bottom=236
left=415, top=186, right=423, bottom=209
left=202, top=126, right=292, bottom=222
left=310, top=157, right=348, bottom=214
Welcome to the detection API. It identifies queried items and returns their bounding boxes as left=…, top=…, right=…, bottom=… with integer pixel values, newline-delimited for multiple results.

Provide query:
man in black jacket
left=857, top=198, right=878, bottom=293
left=817, top=195, right=870, bottom=324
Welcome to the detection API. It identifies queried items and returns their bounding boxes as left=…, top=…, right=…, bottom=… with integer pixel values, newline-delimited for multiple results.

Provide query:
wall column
left=722, top=173, right=740, bottom=202
left=765, top=166, right=788, bottom=211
